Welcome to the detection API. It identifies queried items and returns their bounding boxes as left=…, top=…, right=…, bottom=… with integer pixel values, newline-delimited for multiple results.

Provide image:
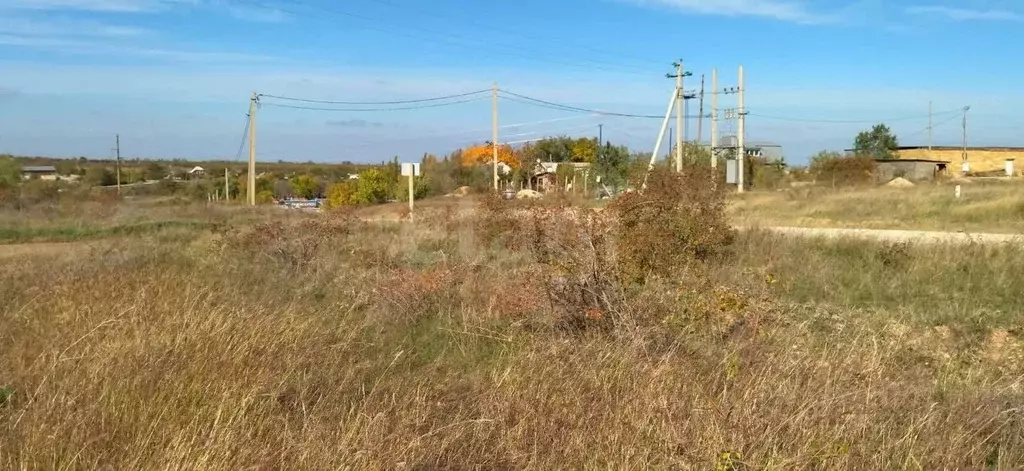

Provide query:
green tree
left=810, top=150, right=876, bottom=187
left=353, top=169, right=391, bottom=204
left=145, top=162, right=167, bottom=181
left=325, top=181, right=357, bottom=208
left=570, top=137, right=598, bottom=163
left=593, top=143, right=631, bottom=192
left=84, top=167, right=116, bottom=186
left=54, top=159, right=79, bottom=176
left=854, top=124, right=899, bottom=159
left=290, top=174, right=320, bottom=199
left=0, top=157, right=20, bottom=190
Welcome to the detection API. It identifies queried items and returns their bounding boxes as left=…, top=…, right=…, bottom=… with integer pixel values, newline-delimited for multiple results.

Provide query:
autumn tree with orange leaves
left=461, top=142, right=520, bottom=168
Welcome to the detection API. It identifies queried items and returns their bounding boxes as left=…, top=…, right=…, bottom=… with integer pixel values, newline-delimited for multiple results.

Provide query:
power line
left=260, top=96, right=487, bottom=112
left=904, top=113, right=960, bottom=138
left=361, top=0, right=665, bottom=71
left=500, top=90, right=707, bottom=119
left=499, top=91, right=662, bottom=119
left=233, top=114, right=251, bottom=161
left=258, top=89, right=490, bottom=105
left=748, top=108, right=963, bottom=124
left=236, top=0, right=655, bottom=77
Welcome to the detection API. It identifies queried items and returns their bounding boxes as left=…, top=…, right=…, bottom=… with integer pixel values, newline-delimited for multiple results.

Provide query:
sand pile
left=886, top=177, right=915, bottom=188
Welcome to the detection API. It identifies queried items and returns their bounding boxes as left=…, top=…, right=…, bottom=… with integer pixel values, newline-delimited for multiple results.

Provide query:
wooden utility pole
left=961, top=105, right=971, bottom=174
left=696, top=74, right=705, bottom=147
left=737, top=65, right=746, bottom=194
left=115, top=134, right=121, bottom=193
left=224, top=168, right=230, bottom=202
left=492, top=83, right=499, bottom=190
left=248, top=92, right=257, bottom=206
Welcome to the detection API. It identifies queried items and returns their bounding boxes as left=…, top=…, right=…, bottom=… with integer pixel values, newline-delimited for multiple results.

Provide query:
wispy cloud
left=0, top=17, right=150, bottom=37
left=226, top=4, right=290, bottom=22
left=327, top=119, right=385, bottom=128
left=905, top=5, right=1024, bottom=21
left=0, top=0, right=181, bottom=12
left=0, top=34, right=272, bottom=62
left=0, top=0, right=287, bottom=22
left=625, top=0, right=833, bottom=24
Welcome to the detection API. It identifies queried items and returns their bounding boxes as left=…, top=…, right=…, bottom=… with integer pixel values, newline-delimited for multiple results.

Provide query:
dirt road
left=756, top=226, right=1024, bottom=245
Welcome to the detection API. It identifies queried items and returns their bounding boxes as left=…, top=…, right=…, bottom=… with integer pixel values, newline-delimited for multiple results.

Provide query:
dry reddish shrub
left=609, top=165, right=734, bottom=284
left=221, top=215, right=360, bottom=268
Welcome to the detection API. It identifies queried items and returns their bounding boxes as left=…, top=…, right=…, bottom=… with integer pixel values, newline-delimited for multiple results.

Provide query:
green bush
left=809, top=151, right=876, bottom=187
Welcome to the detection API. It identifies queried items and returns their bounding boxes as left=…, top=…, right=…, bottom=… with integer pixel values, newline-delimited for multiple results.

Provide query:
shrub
left=609, top=165, right=734, bottom=283
left=809, top=151, right=876, bottom=187
left=324, top=181, right=357, bottom=209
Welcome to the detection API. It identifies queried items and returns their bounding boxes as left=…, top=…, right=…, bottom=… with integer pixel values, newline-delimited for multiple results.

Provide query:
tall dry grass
left=2, top=181, right=1023, bottom=469
left=731, top=181, right=1024, bottom=233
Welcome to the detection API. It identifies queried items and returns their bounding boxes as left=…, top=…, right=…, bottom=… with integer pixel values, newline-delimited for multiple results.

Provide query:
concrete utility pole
left=115, top=134, right=121, bottom=193
left=645, top=86, right=681, bottom=184
left=674, top=61, right=683, bottom=172
left=710, top=68, right=719, bottom=168
left=224, top=168, right=230, bottom=202
left=697, top=74, right=705, bottom=147
left=248, top=92, right=258, bottom=206
left=737, top=65, right=746, bottom=194
left=666, top=60, right=691, bottom=172
left=492, top=82, right=499, bottom=191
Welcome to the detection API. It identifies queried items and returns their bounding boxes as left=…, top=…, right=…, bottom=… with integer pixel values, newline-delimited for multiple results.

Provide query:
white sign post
left=401, top=163, right=421, bottom=221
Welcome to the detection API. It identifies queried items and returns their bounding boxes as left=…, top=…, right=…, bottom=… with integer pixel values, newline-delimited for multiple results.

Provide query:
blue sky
left=1, top=0, right=1024, bottom=164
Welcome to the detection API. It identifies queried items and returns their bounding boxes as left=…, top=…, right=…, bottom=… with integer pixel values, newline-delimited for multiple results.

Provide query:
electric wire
left=258, top=89, right=490, bottom=105
left=499, top=91, right=664, bottom=119
left=259, top=96, right=487, bottom=112
left=747, top=108, right=962, bottom=124
left=233, top=114, right=251, bottom=161
left=235, top=0, right=655, bottom=77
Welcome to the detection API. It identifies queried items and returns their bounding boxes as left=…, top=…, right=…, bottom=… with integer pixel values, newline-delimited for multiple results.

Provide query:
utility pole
left=598, top=123, right=603, bottom=147
left=674, top=61, right=683, bottom=172
left=961, top=105, right=971, bottom=174
left=224, top=168, right=230, bottom=202
left=696, top=73, right=705, bottom=147
left=737, top=65, right=746, bottom=194
left=248, top=92, right=258, bottom=206
left=492, top=83, right=499, bottom=191
left=711, top=68, right=718, bottom=168
left=667, top=61, right=692, bottom=172
left=115, top=134, right=121, bottom=193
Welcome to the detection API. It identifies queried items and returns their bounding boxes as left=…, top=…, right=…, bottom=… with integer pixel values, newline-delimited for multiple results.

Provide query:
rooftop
left=21, top=165, right=57, bottom=173
left=875, top=158, right=951, bottom=164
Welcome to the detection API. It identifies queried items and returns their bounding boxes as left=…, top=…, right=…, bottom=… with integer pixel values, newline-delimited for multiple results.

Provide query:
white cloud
left=905, top=5, right=1024, bottom=21
left=0, top=17, right=150, bottom=37
left=626, top=0, right=832, bottom=24
left=0, top=35, right=272, bottom=62
left=226, top=4, right=290, bottom=22
left=0, top=0, right=180, bottom=12
left=0, top=0, right=286, bottom=22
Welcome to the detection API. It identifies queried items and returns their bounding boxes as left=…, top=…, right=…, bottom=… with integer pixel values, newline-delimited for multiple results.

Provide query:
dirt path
left=756, top=226, right=1024, bottom=245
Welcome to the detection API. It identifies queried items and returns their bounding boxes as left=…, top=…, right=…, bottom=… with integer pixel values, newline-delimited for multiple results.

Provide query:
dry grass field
left=2, top=174, right=1023, bottom=469
left=731, top=180, right=1024, bottom=233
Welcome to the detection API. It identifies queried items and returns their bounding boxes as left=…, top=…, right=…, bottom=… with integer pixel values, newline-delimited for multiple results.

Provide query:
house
left=21, top=165, right=58, bottom=181
left=887, top=146, right=1023, bottom=176
left=874, top=159, right=949, bottom=183
left=188, top=166, right=205, bottom=176
left=529, top=161, right=592, bottom=192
